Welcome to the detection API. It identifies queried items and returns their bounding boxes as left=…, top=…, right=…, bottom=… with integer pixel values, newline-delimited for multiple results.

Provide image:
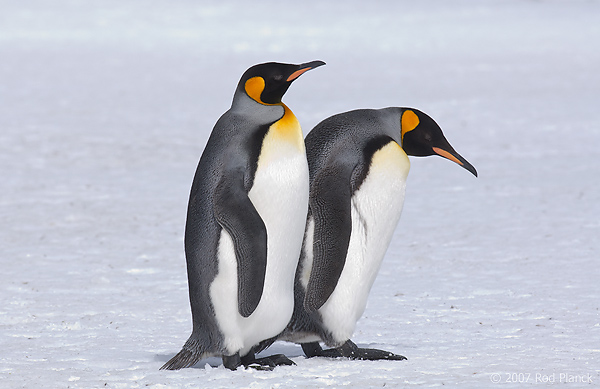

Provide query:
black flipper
left=214, top=174, right=267, bottom=318
left=302, top=340, right=406, bottom=361
left=304, top=164, right=354, bottom=312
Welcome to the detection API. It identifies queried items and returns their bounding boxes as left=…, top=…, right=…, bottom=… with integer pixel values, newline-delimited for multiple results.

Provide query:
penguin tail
left=252, top=336, right=277, bottom=355
left=160, top=338, right=207, bottom=370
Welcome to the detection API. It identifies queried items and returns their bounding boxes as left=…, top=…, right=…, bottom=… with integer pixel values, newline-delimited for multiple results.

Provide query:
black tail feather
left=160, top=337, right=207, bottom=370
left=160, top=347, right=204, bottom=370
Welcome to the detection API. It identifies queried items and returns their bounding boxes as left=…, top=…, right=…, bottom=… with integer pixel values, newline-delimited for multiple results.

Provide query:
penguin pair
left=162, top=61, right=477, bottom=371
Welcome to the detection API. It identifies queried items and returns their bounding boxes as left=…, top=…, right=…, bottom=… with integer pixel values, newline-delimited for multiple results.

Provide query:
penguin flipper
left=214, top=175, right=267, bottom=318
left=304, top=165, right=353, bottom=312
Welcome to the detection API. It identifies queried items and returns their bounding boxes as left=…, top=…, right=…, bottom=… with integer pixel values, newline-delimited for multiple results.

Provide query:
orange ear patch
left=401, top=110, right=420, bottom=142
left=245, top=76, right=266, bottom=103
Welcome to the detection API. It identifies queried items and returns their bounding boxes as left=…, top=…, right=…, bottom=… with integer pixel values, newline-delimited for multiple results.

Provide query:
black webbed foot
left=339, top=340, right=407, bottom=360
left=302, top=342, right=344, bottom=358
left=241, top=353, right=296, bottom=371
left=222, top=353, right=243, bottom=370
left=302, top=340, right=407, bottom=361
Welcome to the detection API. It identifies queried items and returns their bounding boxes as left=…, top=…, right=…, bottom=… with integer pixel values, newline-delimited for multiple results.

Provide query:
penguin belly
left=319, top=141, right=410, bottom=345
left=209, top=112, right=309, bottom=356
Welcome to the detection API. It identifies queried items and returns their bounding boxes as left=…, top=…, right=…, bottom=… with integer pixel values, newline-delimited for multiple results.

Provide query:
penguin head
left=237, top=61, right=325, bottom=105
left=400, top=108, right=478, bottom=177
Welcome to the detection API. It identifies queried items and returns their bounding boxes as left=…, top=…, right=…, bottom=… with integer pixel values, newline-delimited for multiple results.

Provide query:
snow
left=1, top=0, right=599, bottom=387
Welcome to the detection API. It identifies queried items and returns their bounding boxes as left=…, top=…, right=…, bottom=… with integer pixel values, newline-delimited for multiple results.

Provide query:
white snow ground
left=1, top=0, right=599, bottom=387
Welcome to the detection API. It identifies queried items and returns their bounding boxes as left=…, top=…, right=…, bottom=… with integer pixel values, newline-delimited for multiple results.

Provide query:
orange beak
left=432, top=147, right=478, bottom=177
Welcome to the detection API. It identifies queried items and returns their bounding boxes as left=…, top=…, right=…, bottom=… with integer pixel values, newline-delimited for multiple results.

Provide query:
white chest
left=209, top=115, right=309, bottom=356
left=319, top=141, right=410, bottom=344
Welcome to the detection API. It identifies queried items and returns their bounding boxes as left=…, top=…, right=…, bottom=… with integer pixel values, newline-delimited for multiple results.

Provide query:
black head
left=400, top=108, right=477, bottom=177
left=237, top=61, right=325, bottom=105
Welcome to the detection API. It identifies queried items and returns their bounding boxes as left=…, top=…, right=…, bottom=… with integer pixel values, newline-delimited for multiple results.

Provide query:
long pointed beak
left=287, top=60, right=326, bottom=81
left=432, top=147, right=478, bottom=177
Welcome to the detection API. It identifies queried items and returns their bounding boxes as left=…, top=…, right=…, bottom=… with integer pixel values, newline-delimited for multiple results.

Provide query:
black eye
left=273, top=74, right=283, bottom=81
left=424, top=133, right=432, bottom=142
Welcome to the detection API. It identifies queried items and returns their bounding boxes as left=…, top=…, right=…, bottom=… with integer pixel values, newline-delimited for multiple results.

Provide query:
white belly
left=319, top=141, right=410, bottom=345
left=209, top=145, right=309, bottom=356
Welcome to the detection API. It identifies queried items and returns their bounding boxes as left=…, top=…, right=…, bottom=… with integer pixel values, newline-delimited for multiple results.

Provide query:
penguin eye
left=273, top=74, right=283, bottom=81
left=424, top=133, right=432, bottom=142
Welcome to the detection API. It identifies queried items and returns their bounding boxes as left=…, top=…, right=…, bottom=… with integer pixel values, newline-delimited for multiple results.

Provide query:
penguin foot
left=302, top=340, right=407, bottom=361
left=301, top=342, right=344, bottom=358
left=341, top=339, right=407, bottom=361
left=222, top=353, right=243, bottom=370
left=241, top=353, right=296, bottom=371
left=222, top=352, right=295, bottom=371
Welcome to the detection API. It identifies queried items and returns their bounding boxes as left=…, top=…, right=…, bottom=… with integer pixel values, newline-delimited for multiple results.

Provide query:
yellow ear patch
left=401, top=110, right=420, bottom=142
left=245, top=76, right=266, bottom=104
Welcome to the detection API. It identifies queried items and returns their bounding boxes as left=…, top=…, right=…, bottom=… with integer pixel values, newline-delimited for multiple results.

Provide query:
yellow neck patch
left=269, top=103, right=304, bottom=151
left=255, top=104, right=305, bottom=169
left=369, top=140, right=410, bottom=177
left=244, top=78, right=304, bottom=159
left=245, top=76, right=266, bottom=104
left=401, top=109, right=420, bottom=143
left=244, top=77, right=301, bottom=148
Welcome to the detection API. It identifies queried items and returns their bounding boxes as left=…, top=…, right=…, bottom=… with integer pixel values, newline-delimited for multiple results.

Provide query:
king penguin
left=276, top=107, right=477, bottom=360
left=161, top=60, right=325, bottom=371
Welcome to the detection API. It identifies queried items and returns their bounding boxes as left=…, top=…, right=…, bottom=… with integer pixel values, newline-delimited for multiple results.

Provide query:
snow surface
left=2, top=0, right=599, bottom=387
